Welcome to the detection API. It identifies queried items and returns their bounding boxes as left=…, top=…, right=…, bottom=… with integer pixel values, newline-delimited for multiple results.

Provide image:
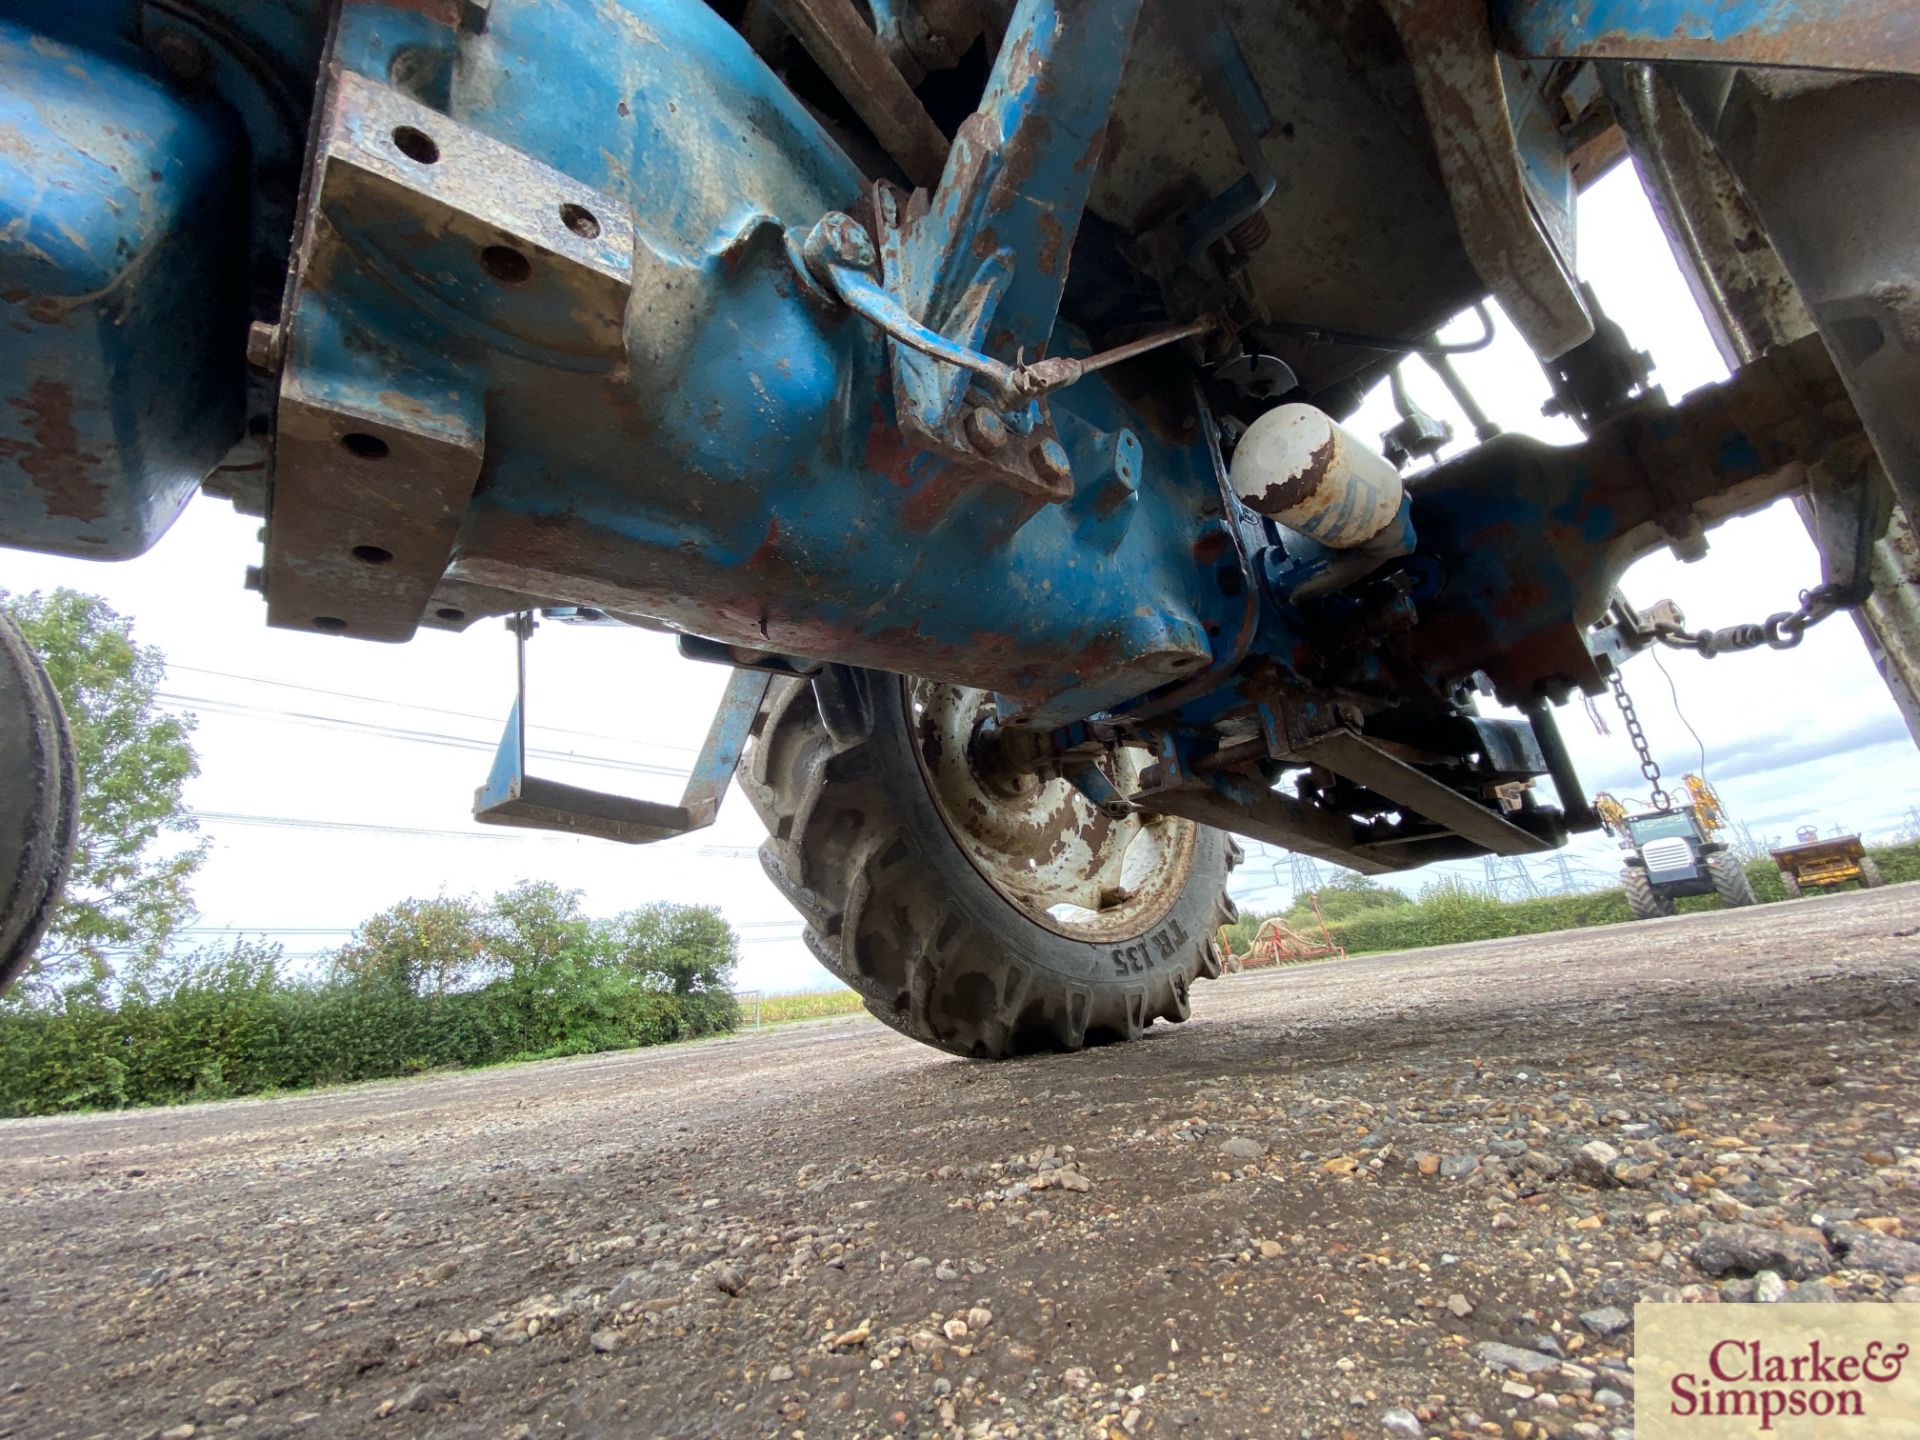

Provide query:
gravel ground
left=4, top=885, right=1919, bottom=1440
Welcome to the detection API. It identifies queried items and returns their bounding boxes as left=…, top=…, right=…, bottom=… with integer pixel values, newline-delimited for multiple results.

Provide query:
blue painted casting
left=0, top=19, right=246, bottom=557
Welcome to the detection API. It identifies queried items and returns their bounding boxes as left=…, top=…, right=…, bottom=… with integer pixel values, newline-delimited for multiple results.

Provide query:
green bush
left=0, top=890, right=742, bottom=1116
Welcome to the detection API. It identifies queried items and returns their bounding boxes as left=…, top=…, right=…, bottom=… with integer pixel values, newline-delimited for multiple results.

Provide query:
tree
left=601, top=902, right=738, bottom=994
left=1289, top=873, right=1411, bottom=925
left=1, top=590, right=206, bottom=999
left=329, top=894, right=489, bottom=996
left=486, top=880, right=595, bottom=981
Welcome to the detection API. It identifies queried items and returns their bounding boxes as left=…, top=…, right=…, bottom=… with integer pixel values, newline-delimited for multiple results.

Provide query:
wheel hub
left=906, top=679, right=1197, bottom=942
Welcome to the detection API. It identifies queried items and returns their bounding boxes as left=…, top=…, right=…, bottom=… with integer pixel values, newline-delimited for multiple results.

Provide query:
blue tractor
left=2, top=0, right=1915, bottom=1054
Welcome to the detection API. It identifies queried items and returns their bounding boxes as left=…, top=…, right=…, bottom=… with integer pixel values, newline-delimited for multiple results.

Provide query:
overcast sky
left=7, top=164, right=1917, bottom=991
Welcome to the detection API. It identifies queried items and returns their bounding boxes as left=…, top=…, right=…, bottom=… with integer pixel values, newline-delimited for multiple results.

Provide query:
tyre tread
left=1707, top=850, right=1757, bottom=909
left=745, top=675, right=1233, bottom=1057
left=1621, top=864, right=1675, bottom=920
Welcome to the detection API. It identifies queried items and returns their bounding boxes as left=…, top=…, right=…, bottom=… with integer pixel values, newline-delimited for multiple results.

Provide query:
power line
left=179, top=926, right=355, bottom=936
left=169, top=663, right=699, bottom=755
left=159, top=693, right=691, bottom=780
left=188, top=808, right=760, bottom=858
left=178, top=923, right=801, bottom=945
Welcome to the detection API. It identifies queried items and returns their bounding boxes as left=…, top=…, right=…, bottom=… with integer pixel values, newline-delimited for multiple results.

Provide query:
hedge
left=0, top=963, right=736, bottom=1117
left=1325, top=842, right=1919, bottom=958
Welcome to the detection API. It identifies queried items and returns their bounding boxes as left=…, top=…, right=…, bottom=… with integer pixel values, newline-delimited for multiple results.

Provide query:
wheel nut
left=1036, top=438, right=1072, bottom=482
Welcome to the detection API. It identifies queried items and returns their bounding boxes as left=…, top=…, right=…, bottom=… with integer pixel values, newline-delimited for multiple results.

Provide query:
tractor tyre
left=0, top=610, right=78, bottom=995
left=1621, top=865, right=1675, bottom=921
left=740, top=671, right=1239, bottom=1058
left=1780, top=870, right=1803, bottom=900
left=1859, top=856, right=1884, bottom=889
left=1707, top=851, right=1757, bottom=909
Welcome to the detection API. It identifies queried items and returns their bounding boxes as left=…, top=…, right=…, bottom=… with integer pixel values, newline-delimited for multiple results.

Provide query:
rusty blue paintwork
left=0, top=19, right=245, bottom=557
left=1495, top=0, right=1920, bottom=75
left=250, top=0, right=1232, bottom=727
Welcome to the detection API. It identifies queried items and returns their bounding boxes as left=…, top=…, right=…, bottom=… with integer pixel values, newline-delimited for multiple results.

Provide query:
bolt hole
left=391, top=126, right=440, bottom=165
left=435, top=607, right=466, bottom=622
left=559, top=202, right=601, bottom=239
left=481, top=245, right=532, bottom=285
left=352, top=545, right=394, bottom=566
left=340, top=432, right=389, bottom=460
left=313, top=616, right=348, bottom=633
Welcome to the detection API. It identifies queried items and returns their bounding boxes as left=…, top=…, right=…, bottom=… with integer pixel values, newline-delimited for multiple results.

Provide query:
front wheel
left=1707, top=851, right=1757, bottom=909
left=1781, top=870, right=1804, bottom=900
left=1621, top=865, right=1675, bottom=921
left=741, top=672, right=1238, bottom=1058
left=0, top=610, right=78, bottom=993
left=1859, top=855, right=1884, bottom=889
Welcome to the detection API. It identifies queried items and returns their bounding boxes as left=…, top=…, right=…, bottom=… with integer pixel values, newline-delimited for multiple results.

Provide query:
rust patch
left=987, top=115, right=1049, bottom=217
left=1249, top=437, right=1334, bottom=519
left=1191, top=530, right=1231, bottom=565
left=971, top=227, right=999, bottom=261
left=899, top=467, right=977, bottom=532
left=864, top=398, right=917, bottom=487
left=0, top=380, right=108, bottom=523
left=1035, top=211, right=1064, bottom=278
left=918, top=707, right=944, bottom=766
left=745, top=516, right=781, bottom=570
left=1075, top=121, right=1109, bottom=174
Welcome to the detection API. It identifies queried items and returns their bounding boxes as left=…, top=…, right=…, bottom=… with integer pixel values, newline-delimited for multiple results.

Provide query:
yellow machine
left=1681, top=774, right=1728, bottom=835
left=1769, top=827, right=1883, bottom=898
left=1593, top=774, right=1753, bottom=920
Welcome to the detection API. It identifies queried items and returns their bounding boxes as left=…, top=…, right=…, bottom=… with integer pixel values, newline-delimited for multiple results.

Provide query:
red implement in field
left=1222, top=897, right=1346, bottom=972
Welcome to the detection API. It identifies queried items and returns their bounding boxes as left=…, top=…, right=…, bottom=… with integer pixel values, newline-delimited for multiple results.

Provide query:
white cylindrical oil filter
left=1228, top=403, right=1404, bottom=548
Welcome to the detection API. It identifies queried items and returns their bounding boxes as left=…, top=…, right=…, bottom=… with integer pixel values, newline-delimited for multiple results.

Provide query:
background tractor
left=1770, top=828, right=1884, bottom=899
left=1597, top=776, right=1756, bottom=921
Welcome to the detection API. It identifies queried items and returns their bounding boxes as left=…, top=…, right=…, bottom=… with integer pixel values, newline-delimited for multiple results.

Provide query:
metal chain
left=1609, top=671, right=1668, bottom=809
left=1651, top=583, right=1859, bottom=659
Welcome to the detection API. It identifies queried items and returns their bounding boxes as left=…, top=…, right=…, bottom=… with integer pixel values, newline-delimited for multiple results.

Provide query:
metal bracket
left=1494, top=0, right=1920, bottom=77
left=267, top=71, right=636, bottom=641
left=1280, top=727, right=1553, bottom=858
left=1061, top=758, right=1137, bottom=820
left=473, top=616, right=771, bottom=844
left=780, top=0, right=1151, bottom=501
left=1172, top=18, right=1278, bottom=261
left=1380, top=0, right=1593, bottom=359
left=1806, top=441, right=1897, bottom=604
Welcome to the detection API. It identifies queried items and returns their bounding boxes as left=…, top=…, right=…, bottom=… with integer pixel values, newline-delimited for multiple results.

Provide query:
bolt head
left=1036, top=438, right=1072, bottom=480
left=246, top=321, right=282, bottom=374
left=817, top=213, right=875, bottom=270
left=964, top=409, right=1008, bottom=451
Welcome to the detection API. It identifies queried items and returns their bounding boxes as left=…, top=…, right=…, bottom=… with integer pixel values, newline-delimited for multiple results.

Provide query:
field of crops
left=754, top=989, right=865, bottom=1024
